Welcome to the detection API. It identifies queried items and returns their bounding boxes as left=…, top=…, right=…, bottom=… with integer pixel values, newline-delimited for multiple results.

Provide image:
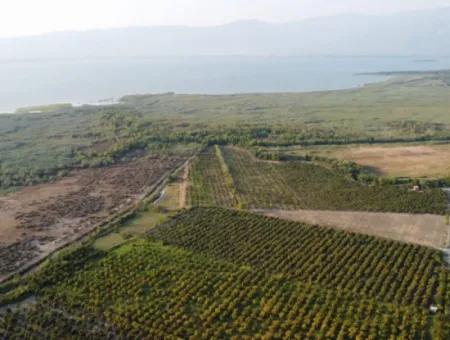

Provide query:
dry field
left=156, top=160, right=191, bottom=211
left=0, top=155, right=185, bottom=281
left=255, top=209, right=450, bottom=249
left=310, top=144, right=450, bottom=178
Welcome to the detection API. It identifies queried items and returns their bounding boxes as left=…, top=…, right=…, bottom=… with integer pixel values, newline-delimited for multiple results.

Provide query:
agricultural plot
left=278, top=143, right=450, bottom=178
left=189, top=146, right=447, bottom=214
left=0, top=154, right=186, bottom=282
left=150, top=208, right=449, bottom=308
left=256, top=209, right=450, bottom=249
left=2, top=208, right=450, bottom=338
left=187, top=146, right=238, bottom=208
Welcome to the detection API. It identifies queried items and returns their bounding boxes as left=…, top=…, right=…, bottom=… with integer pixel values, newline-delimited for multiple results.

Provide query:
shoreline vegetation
left=5, top=68, right=448, bottom=115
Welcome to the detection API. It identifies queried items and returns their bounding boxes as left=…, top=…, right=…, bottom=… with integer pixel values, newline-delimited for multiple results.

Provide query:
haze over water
left=1, top=55, right=450, bottom=113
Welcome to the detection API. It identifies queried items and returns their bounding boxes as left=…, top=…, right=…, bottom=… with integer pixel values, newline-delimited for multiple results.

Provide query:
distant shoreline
left=356, top=69, right=450, bottom=76
left=1, top=57, right=449, bottom=114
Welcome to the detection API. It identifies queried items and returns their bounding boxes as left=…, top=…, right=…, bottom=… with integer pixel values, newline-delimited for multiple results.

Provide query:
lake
left=1, top=56, right=450, bottom=113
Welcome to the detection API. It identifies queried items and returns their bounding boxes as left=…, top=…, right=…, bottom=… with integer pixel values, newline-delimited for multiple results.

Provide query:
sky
left=1, top=0, right=449, bottom=38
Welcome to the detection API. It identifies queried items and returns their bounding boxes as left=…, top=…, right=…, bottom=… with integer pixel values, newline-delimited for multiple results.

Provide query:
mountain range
left=1, top=7, right=450, bottom=60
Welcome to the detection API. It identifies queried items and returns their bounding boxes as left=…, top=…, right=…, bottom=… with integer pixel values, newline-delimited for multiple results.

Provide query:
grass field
left=2, top=208, right=450, bottom=338
left=188, top=146, right=448, bottom=214
left=280, top=143, right=450, bottom=178
left=94, top=207, right=169, bottom=251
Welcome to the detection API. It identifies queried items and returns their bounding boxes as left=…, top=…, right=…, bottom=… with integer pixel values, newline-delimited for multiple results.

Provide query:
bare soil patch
left=0, top=155, right=185, bottom=281
left=331, top=144, right=450, bottom=178
left=255, top=209, right=450, bottom=249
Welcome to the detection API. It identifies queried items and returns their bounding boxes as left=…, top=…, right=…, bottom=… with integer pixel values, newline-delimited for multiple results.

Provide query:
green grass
left=93, top=207, right=170, bottom=250
left=120, top=210, right=168, bottom=235
left=93, top=232, right=126, bottom=251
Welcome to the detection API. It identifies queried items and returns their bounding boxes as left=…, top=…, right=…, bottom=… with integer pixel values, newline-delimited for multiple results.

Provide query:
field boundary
left=254, top=209, right=449, bottom=249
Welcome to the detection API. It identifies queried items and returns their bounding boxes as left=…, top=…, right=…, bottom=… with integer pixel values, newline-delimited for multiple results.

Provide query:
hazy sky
left=1, top=0, right=449, bottom=38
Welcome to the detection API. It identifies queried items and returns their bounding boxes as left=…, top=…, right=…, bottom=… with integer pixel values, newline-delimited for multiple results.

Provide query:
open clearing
left=255, top=209, right=450, bottom=249
left=0, top=155, right=185, bottom=282
left=297, top=144, right=450, bottom=178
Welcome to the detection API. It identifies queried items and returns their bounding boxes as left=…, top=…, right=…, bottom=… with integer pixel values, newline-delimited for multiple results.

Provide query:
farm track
left=0, top=155, right=187, bottom=283
left=179, top=161, right=191, bottom=209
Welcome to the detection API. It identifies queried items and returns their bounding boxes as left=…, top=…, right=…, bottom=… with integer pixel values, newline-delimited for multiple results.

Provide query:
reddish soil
left=0, top=155, right=185, bottom=281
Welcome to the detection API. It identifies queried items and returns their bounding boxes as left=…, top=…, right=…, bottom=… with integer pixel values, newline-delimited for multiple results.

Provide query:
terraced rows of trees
left=1, top=224, right=449, bottom=338
left=188, top=146, right=447, bottom=214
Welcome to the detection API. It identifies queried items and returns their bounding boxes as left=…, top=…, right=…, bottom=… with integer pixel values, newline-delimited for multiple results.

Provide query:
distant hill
left=1, top=7, right=450, bottom=59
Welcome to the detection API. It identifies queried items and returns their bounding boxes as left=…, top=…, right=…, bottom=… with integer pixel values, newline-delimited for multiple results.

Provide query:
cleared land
left=0, top=155, right=185, bottom=281
left=292, top=143, right=450, bottom=178
left=256, top=209, right=450, bottom=249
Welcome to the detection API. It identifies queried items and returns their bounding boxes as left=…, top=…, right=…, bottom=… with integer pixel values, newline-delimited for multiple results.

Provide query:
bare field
left=305, top=144, right=450, bottom=178
left=0, top=155, right=185, bottom=281
left=255, top=209, right=450, bottom=249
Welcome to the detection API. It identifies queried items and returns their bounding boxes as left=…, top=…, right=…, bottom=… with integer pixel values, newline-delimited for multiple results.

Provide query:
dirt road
left=179, top=162, right=191, bottom=209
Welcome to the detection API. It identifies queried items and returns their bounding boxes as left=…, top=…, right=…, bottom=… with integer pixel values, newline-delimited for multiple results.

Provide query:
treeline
left=2, top=105, right=450, bottom=192
left=0, top=167, right=67, bottom=189
left=148, top=126, right=450, bottom=148
left=96, top=111, right=450, bottom=150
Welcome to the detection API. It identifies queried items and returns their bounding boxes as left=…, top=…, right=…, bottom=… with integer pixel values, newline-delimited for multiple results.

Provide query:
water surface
left=1, top=56, right=450, bottom=112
